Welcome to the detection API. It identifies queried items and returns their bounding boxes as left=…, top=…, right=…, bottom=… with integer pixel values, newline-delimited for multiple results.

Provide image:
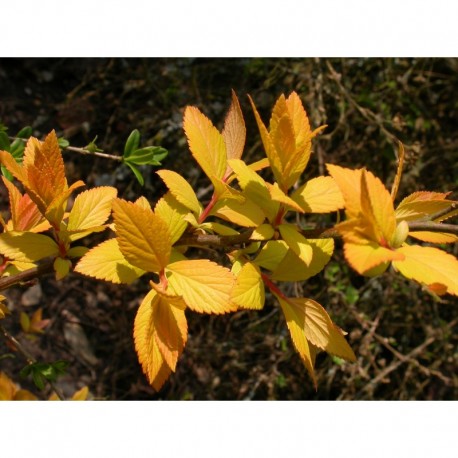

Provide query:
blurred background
left=0, top=58, right=457, bottom=400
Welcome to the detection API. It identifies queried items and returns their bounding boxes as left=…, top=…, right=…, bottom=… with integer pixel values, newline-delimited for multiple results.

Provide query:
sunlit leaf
left=278, top=224, right=313, bottom=266
left=156, top=169, right=202, bottom=215
left=112, top=198, right=172, bottom=272
left=133, top=289, right=172, bottom=391
left=183, top=106, right=227, bottom=185
left=275, top=294, right=316, bottom=387
left=231, top=262, right=265, bottom=310
left=0, top=231, right=59, bottom=262
left=272, top=238, right=334, bottom=281
left=393, top=245, right=458, bottom=296
left=1, top=176, right=47, bottom=232
left=253, top=240, right=289, bottom=271
left=150, top=288, right=188, bottom=371
left=222, top=90, right=246, bottom=176
left=166, top=259, right=237, bottom=314
left=67, top=186, right=117, bottom=238
left=291, top=176, right=344, bottom=213
left=211, top=197, right=265, bottom=227
left=154, top=192, right=189, bottom=244
left=326, top=164, right=363, bottom=218
left=285, top=297, right=355, bottom=361
left=227, top=158, right=278, bottom=221
left=408, top=231, right=458, bottom=244
left=75, top=238, right=145, bottom=284
left=395, top=191, right=454, bottom=222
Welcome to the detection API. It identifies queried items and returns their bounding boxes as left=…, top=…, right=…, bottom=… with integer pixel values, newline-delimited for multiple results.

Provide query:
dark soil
left=0, top=58, right=457, bottom=400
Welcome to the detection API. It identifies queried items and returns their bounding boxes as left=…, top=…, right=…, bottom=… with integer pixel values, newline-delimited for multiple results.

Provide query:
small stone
left=21, top=283, right=42, bottom=307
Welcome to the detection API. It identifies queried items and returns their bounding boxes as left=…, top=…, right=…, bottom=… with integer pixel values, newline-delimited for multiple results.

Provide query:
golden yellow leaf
left=183, top=106, right=227, bottom=185
left=344, top=241, right=404, bottom=276
left=250, top=224, right=275, bottom=241
left=278, top=224, right=313, bottom=266
left=0, top=372, right=38, bottom=400
left=326, top=164, right=363, bottom=218
left=133, top=289, right=173, bottom=391
left=272, top=238, right=334, bottom=281
left=0, top=371, right=18, bottom=400
left=22, top=136, right=42, bottom=167
left=134, top=196, right=152, bottom=210
left=248, top=95, right=284, bottom=188
left=222, top=90, right=246, bottom=176
left=112, top=198, right=172, bottom=272
left=291, top=176, right=344, bottom=213
left=227, top=158, right=278, bottom=221
left=54, top=257, right=72, bottom=280
left=253, top=240, right=289, bottom=271
left=14, top=389, right=38, bottom=400
left=67, top=186, right=117, bottom=237
left=393, top=245, right=458, bottom=296
left=154, top=192, right=189, bottom=244
left=360, top=169, right=397, bottom=245
left=211, top=197, right=265, bottom=227
left=288, top=297, right=356, bottom=361
left=150, top=288, right=187, bottom=371
left=156, top=170, right=202, bottom=216
left=211, top=176, right=246, bottom=202
left=408, top=231, right=458, bottom=244
left=275, top=294, right=316, bottom=387
left=285, top=91, right=311, bottom=147
left=266, top=182, right=304, bottom=213
left=44, top=180, right=85, bottom=226
left=71, top=386, right=89, bottom=401
left=74, top=238, right=145, bottom=284
left=166, top=259, right=237, bottom=314
left=0, top=231, right=59, bottom=262
left=395, top=191, right=456, bottom=222
left=231, top=262, right=265, bottom=310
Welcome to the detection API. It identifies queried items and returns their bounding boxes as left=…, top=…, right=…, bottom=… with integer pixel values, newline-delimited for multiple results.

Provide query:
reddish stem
left=198, top=192, right=218, bottom=224
left=261, top=272, right=287, bottom=301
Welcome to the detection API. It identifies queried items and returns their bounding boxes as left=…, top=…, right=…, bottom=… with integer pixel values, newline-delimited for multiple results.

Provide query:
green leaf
left=1, top=165, right=13, bottom=181
left=58, top=137, right=70, bottom=149
left=19, top=365, right=32, bottom=378
left=123, top=129, right=141, bottom=157
left=124, top=146, right=168, bottom=165
left=0, top=131, right=10, bottom=151
left=10, top=139, right=25, bottom=158
left=16, top=126, right=32, bottom=138
left=52, top=360, right=70, bottom=374
left=32, top=370, right=46, bottom=390
left=125, top=162, right=145, bottom=186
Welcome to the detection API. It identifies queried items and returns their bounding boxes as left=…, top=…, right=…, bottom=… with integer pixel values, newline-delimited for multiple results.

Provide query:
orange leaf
left=222, top=90, right=246, bottom=176
left=326, top=164, right=363, bottom=218
left=1, top=177, right=47, bottom=232
left=112, top=198, right=172, bottom=272
left=133, top=289, right=173, bottom=391
left=393, top=245, right=458, bottom=296
left=151, top=288, right=188, bottom=371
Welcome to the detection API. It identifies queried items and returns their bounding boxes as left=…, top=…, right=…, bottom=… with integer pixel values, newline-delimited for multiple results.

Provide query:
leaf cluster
left=0, top=91, right=457, bottom=393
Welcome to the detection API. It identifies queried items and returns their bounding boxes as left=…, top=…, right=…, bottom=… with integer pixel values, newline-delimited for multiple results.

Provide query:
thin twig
left=0, top=260, right=54, bottom=291
left=427, top=202, right=458, bottom=222
left=408, top=221, right=458, bottom=235
left=8, top=136, right=122, bottom=162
